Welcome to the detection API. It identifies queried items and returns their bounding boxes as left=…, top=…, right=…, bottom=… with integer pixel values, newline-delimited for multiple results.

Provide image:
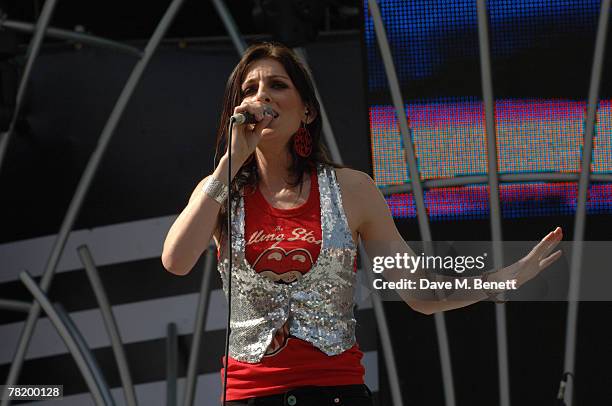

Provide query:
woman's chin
left=261, top=128, right=279, bottom=137
left=259, top=129, right=292, bottom=146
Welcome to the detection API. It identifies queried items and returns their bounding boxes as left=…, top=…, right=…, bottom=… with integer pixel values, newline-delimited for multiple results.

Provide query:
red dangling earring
left=293, top=120, right=312, bottom=158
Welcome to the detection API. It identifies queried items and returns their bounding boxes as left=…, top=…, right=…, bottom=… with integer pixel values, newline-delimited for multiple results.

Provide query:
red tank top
left=221, top=168, right=364, bottom=401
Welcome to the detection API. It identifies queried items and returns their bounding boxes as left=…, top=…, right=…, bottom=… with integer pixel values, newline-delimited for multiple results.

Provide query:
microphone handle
left=231, top=111, right=255, bottom=125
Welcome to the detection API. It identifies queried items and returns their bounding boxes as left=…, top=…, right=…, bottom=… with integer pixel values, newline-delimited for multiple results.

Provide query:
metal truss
left=0, top=0, right=187, bottom=405
left=368, top=1, right=611, bottom=405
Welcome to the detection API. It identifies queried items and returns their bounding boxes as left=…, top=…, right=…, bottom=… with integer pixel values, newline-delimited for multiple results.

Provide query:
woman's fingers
left=251, top=113, right=273, bottom=136
left=537, top=236, right=561, bottom=261
left=539, top=250, right=563, bottom=269
left=528, top=232, right=551, bottom=258
left=230, top=101, right=273, bottom=155
left=530, top=227, right=562, bottom=259
left=538, top=227, right=563, bottom=260
left=233, top=101, right=268, bottom=121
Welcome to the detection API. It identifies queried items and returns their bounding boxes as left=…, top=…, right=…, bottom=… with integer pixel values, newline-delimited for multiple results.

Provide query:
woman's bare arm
left=342, top=169, right=437, bottom=314
left=351, top=170, right=563, bottom=314
left=162, top=99, right=278, bottom=275
left=161, top=154, right=240, bottom=275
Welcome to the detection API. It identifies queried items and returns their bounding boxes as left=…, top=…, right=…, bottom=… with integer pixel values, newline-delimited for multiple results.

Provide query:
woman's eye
left=242, top=82, right=286, bottom=95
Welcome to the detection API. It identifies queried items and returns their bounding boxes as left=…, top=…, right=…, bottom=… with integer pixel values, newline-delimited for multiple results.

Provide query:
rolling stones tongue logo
left=252, top=246, right=316, bottom=354
left=253, top=246, right=314, bottom=284
left=247, top=227, right=320, bottom=355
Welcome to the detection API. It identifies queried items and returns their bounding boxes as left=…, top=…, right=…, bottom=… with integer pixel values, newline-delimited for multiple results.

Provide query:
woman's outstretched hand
left=487, top=227, right=564, bottom=288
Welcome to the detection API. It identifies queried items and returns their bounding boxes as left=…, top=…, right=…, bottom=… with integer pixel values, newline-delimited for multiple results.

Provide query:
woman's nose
left=257, top=94, right=271, bottom=103
left=256, top=86, right=271, bottom=103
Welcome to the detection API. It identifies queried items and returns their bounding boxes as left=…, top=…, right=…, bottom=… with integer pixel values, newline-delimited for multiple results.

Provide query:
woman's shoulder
left=331, top=167, right=381, bottom=229
left=333, top=167, right=376, bottom=190
left=336, top=168, right=380, bottom=214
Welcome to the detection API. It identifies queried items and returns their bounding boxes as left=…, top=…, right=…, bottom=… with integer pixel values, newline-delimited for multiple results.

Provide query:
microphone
left=230, top=105, right=277, bottom=124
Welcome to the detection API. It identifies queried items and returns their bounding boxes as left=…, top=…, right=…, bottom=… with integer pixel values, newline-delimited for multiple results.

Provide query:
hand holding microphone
left=228, top=101, right=278, bottom=165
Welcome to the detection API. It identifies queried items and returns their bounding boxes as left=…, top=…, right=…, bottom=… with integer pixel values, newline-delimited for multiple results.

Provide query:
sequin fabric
left=217, top=164, right=357, bottom=363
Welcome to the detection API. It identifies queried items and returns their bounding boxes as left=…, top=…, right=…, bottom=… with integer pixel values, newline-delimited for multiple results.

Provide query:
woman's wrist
left=219, top=152, right=250, bottom=175
left=214, top=153, right=240, bottom=184
left=202, top=177, right=229, bottom=205
left=481, top=270, right=508, bottom=303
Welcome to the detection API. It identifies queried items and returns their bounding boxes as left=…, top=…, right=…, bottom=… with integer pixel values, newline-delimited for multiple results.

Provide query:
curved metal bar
left=210, top=0, right=247, bottom=55
left=18, top=270, right=113, bottom=406
left=368, top=1, right=454, bottom=405
left=183, top=247, right=216, bottom=406
left=0, top=20, right=143, bottom=57
left=166, top=323, right=178, bottom=406
left=77, top=245, right=138, bottom=406
left=380, top=172, right=612, bottom=196
left=54, top=303, right=116, bottom=406
left=358, top=245, right=404, bottom=405
left=0, top=0, right=58, bottom=175
left=0, top=298, right=31, bottom=313
left=475, top=2, right=510, bottom=405
left=562, top=1, right=611, bottom=404
left=1, top=1, right=187, bottom=404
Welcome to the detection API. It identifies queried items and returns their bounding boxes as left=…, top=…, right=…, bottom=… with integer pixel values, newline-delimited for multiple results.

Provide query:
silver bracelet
left=202, top=177, right=229, bottom=205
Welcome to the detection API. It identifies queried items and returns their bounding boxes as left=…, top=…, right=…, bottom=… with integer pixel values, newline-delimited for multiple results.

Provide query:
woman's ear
left=305, top=105, right=318, bottom=124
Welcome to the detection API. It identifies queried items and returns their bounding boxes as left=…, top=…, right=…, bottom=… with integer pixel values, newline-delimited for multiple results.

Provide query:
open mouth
left=263, top=106, right=279, bottom=119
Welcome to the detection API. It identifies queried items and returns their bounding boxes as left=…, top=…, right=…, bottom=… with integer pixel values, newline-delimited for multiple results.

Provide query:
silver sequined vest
left=217, top=163, right=357, bottom=363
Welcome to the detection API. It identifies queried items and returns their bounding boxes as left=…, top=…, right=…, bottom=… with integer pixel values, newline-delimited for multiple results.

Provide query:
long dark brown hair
left=214, top=41, right=342, bottom=237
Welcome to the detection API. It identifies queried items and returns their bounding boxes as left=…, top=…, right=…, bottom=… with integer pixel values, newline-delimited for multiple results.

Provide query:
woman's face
left=240, top=57, right=310, bottom=146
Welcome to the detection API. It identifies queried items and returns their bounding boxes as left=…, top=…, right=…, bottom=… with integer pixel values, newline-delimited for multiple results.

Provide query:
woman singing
left=161, top=42, right=563, bottom=405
